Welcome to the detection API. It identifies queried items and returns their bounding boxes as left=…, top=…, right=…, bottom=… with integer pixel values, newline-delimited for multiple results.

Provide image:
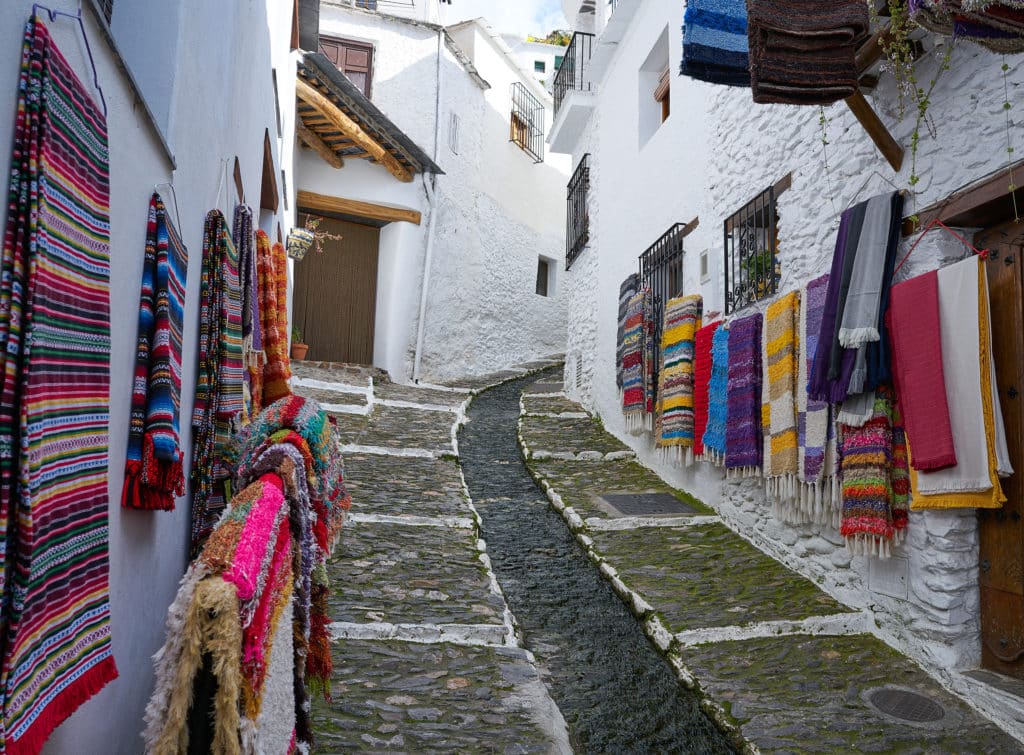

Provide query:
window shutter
left=320, top=36, right=374, bottom=98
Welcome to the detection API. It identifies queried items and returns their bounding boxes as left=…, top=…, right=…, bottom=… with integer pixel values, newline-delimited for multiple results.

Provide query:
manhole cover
left=600, top=493, right=697, bottom=516
left=866, top=688, right=946, bottom=723
left=527, top=383, right=564, bottom=394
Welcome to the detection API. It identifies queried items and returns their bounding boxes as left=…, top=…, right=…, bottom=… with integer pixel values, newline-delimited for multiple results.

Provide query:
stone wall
left=561, top=0, right=1024, bottom=684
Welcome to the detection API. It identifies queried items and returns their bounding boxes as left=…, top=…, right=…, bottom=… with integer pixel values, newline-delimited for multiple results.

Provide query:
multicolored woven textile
left=680, top=0, right=752, bottom=87
left=702, top=324, right=730, bottom=463
left=616, top=273, right=640, bottom=392
left=762, top=291, right=800, bottom=498
left=642, top=287, right=658, bottom=420
left=693, top=321, right=720, bottom=459
left=191, top=210, right=245, bottom=555
left=789, top=274, right=838, bottom=524
left=655, top=295, right=702, bottom=463
left=726, top=313, right=763, bottom=475
left=912, top=1, right=1024, bottom=52
left=124, top=193, right=188, bottom=510
left=621, top=290, right=647, bottom=431
left=747, top=0, right=868, bottom=105
left=261, top=239, right=293, bottom=407
left=233, top=204, right=261, bottom=420
left=0, top=18, right=118, bottom=752
left=837, top=389, right=910, bottom=558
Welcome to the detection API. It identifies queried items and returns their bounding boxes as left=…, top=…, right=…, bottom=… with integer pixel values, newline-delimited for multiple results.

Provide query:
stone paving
left=521, top=394, right=585, bottom=416
left=519, top=415, right=632, bottom=458
left=290, top=363, right=572, bottom=753
left=519, top=384, right=1024, bottom=754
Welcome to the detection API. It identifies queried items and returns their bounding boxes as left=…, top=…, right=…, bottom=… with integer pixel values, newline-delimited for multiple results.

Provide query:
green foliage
left=527, top=30, right=571, bottom=46
left=291, top=324, right=303, bottom=343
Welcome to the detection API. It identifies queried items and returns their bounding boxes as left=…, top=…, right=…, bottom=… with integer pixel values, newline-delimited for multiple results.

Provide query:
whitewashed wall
left=309, top=10, right=570, bottom=383
left=561, top=0, right=1024, bottom=713
left=0, top=1, right=296, bottom=751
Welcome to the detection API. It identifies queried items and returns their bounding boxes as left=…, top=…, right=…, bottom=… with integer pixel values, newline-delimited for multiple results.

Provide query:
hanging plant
left=1001, top=56, right=1021, bottom=222
left=287, top=216, right=345, bottom=261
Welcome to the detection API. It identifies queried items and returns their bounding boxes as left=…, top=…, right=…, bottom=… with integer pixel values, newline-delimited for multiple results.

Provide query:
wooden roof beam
left=296, top=78, right=412, bottom=183
left=298, top=190, right=422, bottom=225
left=298, top=120, right=344, bottom=169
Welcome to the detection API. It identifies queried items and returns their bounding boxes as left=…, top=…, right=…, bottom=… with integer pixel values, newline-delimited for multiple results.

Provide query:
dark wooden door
left=293, top=215, right=379, bottom=365
left=975, top=223, right=1024, bottom=678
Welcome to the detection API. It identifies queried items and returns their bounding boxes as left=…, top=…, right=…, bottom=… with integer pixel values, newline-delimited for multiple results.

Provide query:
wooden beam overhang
left=296, top=78, right=412, bottom=183
left=297, top=120, right=345, bottom=169
left=298, top=190, right=422, bottom=226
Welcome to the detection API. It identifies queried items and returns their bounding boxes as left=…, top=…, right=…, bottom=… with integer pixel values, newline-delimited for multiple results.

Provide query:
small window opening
left=536, top=257, right=551, bottom=297
left=535, top=60, right=546, bottom=73
left=449, top=112, right=460, bottom=154
left=655, top=68, right=670, bottom=122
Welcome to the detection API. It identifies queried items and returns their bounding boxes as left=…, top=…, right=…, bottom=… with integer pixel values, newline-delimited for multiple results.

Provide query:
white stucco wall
left=304, top=10, right=570, bottom=383
left=0, top=1, right=296, bottom=751
left=560, top=0, right=1024, bottom=717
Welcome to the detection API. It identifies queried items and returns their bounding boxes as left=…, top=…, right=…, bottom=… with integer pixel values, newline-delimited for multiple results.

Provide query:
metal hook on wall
left=154, top=181, right=183, bottom=234
left=31, top=2, right=108, bottom=118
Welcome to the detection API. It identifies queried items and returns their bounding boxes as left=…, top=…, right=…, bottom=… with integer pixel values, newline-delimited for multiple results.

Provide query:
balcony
left=549, top=32, right=596, bottom=154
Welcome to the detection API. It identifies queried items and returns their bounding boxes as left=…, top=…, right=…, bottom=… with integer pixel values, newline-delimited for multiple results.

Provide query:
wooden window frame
left=654, top=68, right=670, bottom=123
left=320, top=35, right=374, bottom=99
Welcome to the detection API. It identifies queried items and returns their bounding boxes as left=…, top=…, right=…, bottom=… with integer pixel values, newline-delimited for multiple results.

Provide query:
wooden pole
left=845, top=90, right=904, bottom=172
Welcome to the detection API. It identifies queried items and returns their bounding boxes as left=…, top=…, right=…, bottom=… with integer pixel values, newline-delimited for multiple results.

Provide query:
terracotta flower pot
left=290, top=342, right=309, bottom=361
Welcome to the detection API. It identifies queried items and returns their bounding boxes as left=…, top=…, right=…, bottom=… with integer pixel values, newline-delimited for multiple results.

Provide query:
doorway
left=293, top=214, right=379, bottom=364
left=975, top=221, right=1024, bottom=679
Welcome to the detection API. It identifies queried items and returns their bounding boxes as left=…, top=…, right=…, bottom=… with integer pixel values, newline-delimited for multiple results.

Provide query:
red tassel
left=121, top=460, right=145, bottom=509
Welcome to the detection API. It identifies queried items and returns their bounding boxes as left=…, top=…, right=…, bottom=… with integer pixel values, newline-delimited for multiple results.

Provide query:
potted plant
left=290, top=325, right=309, bottom=361
left=287, top=216, right=344, bottom=261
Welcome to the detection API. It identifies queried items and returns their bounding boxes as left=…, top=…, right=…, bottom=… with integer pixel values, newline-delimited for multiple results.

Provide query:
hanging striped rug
left=655, top=294, right=702, bottom=464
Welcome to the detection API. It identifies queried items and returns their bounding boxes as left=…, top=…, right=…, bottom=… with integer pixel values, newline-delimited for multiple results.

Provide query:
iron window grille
left=565, top=154, right=590, bottom=270
left=553, top=32, right=594, bottom=114
left=510, top=82, right=544, bottom=163
left=639, top=223, right=688, bottom=389
left=724, top=186, right=780, bottom=314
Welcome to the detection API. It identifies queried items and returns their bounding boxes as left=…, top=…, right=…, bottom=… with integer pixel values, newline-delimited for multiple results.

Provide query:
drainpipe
left=412, top=27, right=444, bottom=383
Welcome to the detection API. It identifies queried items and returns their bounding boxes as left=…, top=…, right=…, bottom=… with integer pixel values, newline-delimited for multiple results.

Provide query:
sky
left=444, top=0, right=568, bottom=39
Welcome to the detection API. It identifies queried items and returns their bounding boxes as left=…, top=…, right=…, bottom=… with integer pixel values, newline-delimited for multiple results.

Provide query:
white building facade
left=553, top=0, right=1024, bottom=738
left=294, top=2, right=571, bottom=383
left=0, top=0, right=299, bottom=751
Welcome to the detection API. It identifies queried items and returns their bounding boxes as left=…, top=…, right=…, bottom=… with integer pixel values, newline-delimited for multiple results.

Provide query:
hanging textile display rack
left=30, top=3, right=107, bottom=117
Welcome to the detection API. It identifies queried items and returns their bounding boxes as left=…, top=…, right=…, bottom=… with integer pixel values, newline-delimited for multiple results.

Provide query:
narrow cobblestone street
left=293, top=362, right=1024, bottom=753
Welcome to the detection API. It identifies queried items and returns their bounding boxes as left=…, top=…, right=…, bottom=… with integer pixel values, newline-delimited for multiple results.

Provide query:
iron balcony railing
left=724, top=186, right=780, bottom=314
left=565, top=154, right=590, bottom=270
left=509, top=82, right=545, bottom=163
left=640, top=223, right=688, bottom=389
left=553, top=32, right=595, bottom=114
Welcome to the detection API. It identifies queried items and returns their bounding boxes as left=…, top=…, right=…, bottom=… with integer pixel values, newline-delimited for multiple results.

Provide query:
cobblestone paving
left=344, top=453, right=470, bottom=518
left=520, top=386, right=1024, bottom=752
left=373, top=380, right=468, bottom=408
left=292, top=361, right=384, bottom=384
left=590, top=523, right=851, bottom=631
left=328, top=520, right=505, bottom=626
left=352, top=405, right=454, bottom=451
left=462, top=376, right=735, bottom=753
left=312, top=641, right=564, bottom=754
left=442, top=370, right=531, bottom=391
left=519, top=415, right=630, bottom=456
left=299, top=386, right=369, bottom=407
left=529, top=458, right=711, bottom=519
left=292, top=361, right=570, bottom=753
left=683, top=634, right=1023, bottom=753
left=521, top=394, right=583, bottom=415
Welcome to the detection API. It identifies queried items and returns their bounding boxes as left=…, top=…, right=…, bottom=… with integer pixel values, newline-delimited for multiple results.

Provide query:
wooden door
left=293, top=215, right=379, bottom=365
left=975, top=223, right=1024, bottom=678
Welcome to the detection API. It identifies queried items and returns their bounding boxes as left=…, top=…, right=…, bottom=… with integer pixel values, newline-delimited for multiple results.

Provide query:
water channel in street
left=459, top=374, right=734, bottom=754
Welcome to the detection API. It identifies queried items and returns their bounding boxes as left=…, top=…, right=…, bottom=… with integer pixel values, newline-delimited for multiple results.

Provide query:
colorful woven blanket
left=788, top=275, right=838, bottom=524
left=888, top=270, right=956, bottom=471
left=642, top=287, right=657, bottom=422
left=838, top=389, right=909, bottom=558
left=234, top=205, right=261, bottom=421
left=763, top=291, right=800, bottom=500
left=124, top=193, right=188, bottom=510
left=693, top=321, right=720, bottom=459
left=747, top=0, right=868, bottom=105
left=621, top=290, right=646, bottom=431
left=655, top=295, right=702, bottom=464
left=726, top=313, right=763, bottom=475
left=0, top=18, right=118, bottom=751
left=702, top=324, right=730, bottom=463
left=191, top=210, right=246, bottom=556
left=261, top=239, right=293, bottom=407
left=908, top=256, right=1010, bottom=509
left=616, top=273, right=640, bottom=392
left=912, top=1, right=1024, bottom=53
left=680, top=0, right=752, bottom=87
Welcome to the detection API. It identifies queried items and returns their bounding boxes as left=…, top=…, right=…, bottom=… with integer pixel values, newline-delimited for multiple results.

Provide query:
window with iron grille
left=724, top=185, right=781, bottom=314
left=96, top=0, right=113, bottom=22
left=640, top=222, right=689, bottom=388
left=510, top=82, right=544, bottom=163
left=565, top=154, right=590, bottom=270
left=355, top=0, right=378, bottom=9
